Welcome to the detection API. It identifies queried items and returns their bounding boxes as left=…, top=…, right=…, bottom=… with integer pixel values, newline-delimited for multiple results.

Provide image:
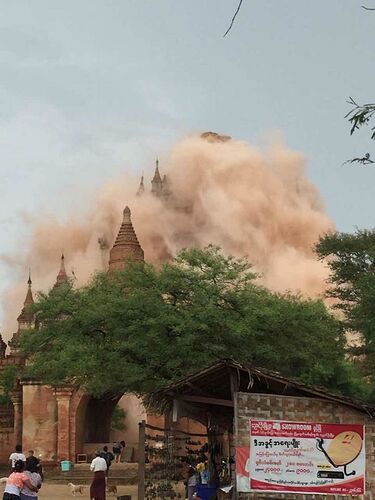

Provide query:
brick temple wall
left=22, top=384, right=57, bottom=461
left=236, top=392, right=375, bottom=500
left=0, top=429, right=14, bottom=463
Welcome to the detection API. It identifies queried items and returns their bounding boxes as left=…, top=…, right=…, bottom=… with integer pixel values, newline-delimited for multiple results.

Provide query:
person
left=90, top=450, right=107, bottom=500
left=20, top=459, right=42, bottom=500
left=100, top=446, right=114, bottom=477
left=25, top=452, right=42, bottom=482
left=120, top=441, right=126, bottom=461
left=112, top=442, right=121, bottom=464
left=9, top=446, right=26, bottom=472
left=25, top=452, right=39, bottom=474
left=3, top=459, right=38, bottom=500
left=186, top=465, right=199, bottom=500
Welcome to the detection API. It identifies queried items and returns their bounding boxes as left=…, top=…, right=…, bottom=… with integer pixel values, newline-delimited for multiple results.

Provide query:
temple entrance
left=84, top=394, right=122, bottom=443
left=71, top=391, right=148, bottom=462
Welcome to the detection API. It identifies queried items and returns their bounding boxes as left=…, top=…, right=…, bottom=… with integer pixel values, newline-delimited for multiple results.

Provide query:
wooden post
left=230, top=368, right=239, bottom=499
left=138, top=420, right=146, bottom=500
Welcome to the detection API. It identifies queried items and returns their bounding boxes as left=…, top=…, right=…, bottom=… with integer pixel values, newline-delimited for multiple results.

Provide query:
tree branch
left=224, top=0, right=244, bottom=37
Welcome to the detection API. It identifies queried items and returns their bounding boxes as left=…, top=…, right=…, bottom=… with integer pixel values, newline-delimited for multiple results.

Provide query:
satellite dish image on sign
left=316, top=431, right=363, bottom=478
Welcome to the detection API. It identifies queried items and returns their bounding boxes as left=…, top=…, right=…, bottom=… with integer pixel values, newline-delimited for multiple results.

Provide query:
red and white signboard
left=239, top=419, right=365, bottom=496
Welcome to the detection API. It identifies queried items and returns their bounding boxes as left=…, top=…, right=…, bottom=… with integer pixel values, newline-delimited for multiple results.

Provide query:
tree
left=344, top=7, right=375, bottom=164
left=18, top=246, right=365, bottom=399
left=0, top=366, right=17, bottom=406
left=344, top=98, right=375, bottom=164
left=316, top=230, right=375, bottom=385
left=110, top=406, right=127, bottom=432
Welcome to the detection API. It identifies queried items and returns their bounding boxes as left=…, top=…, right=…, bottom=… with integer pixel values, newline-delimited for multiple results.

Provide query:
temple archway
left=84, top=395, right=121, bottom=443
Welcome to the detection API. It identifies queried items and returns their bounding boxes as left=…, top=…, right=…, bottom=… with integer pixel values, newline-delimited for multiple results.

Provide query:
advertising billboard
left=237, top=419, right=365, bottom=496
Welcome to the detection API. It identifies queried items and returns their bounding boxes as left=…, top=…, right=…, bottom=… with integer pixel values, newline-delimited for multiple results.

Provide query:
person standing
left=120, top=441, right=126, bottom=462
left=89, top=451, right=107, bottom=500
left=100, top=446, right=114, bottom=477
left=186, top=465, right=198, bottom=500
left=9, top=446, right=26, bottom=472
left=3, top=460, right=38, bottom=500
left=20, top=460, right=42, bottom=500
left=112, top=442, right=121, bottom=464
left=25, top=452, right=42, bottom=482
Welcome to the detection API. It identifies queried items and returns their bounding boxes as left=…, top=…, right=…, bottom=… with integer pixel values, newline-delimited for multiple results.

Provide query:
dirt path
left=36, top=483, right=138, bottom=499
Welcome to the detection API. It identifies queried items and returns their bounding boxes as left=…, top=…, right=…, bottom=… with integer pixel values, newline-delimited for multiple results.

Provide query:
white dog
left=67, top=482, right=85, bottom=496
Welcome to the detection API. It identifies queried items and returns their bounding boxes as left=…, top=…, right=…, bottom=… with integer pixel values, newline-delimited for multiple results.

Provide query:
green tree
left=316, top=230, right=375, bottom=385
left=111, top=406, right=127, bottom=432
left=18, top=246, right=364, bottom=398
left=0, top=365, right=18, bottom=406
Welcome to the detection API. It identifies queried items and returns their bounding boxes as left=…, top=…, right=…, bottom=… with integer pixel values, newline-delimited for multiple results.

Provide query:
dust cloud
left=1, top=132, right=333, bottom=338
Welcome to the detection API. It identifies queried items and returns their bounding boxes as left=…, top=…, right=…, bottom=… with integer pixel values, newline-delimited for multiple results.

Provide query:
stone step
left=45, top=476, right=138, bottom=485
left=49, top=469, right=136, bottom=476
left=44, top=464, right=138, bottom=485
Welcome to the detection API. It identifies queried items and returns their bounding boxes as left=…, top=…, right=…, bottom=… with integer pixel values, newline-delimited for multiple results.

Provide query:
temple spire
left=17, top=272, right=34, bottom=325
left=161, top=174, right=171, bottom=201
left=151, top=158, right=163, bottom=197
left=8, top=271, right=36, bottom=355
left=108, top=206, right=144, bottom=271
left=53, top=253, right=68, bottom=289
left=137, top=174, right=145, bottom=196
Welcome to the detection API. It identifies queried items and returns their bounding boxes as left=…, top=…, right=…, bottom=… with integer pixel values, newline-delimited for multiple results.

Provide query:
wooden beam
left=178, top=394, right=233, bottom=407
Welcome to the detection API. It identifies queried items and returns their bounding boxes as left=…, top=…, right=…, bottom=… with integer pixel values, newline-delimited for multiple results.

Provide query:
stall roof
left=155, top=359, right=375, bottom=417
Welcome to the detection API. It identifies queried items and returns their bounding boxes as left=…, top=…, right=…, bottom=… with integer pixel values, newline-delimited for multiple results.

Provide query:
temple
left=137, top=159, right=171, bottom=202
left=108, top=206, right=144, bottom=271
left=0, top=201, right=180, bottom=464
left=53, top=253, right=68, bottom=289
left=0, top=150, right=205, bottom=465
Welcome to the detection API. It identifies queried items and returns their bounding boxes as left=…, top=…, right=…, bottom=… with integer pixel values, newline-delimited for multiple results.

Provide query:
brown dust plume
left=1, top=132, right=333, bottom=338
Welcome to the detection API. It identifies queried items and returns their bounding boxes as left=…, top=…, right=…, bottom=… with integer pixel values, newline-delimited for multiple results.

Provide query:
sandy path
left=16, top=483, right=138, bottom=499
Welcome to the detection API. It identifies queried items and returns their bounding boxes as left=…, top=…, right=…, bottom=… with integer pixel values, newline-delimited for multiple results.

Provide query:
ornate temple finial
left=151, top=158, right=163, bottom=197
left=8, top=269, right=36, bottom=354
left=136, top=175, right=145, bottom=196
left=53, top=252, right=68, bottom=289
left=123, top=206, right=131, bottom=223
left=108, top=206, right=144, bottom=271
left=16, top=271, right=35, bottom=327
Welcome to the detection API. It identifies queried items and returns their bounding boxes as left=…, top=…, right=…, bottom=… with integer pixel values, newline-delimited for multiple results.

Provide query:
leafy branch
left=344, top=97, right=375, bottom=165
left=345, top=97, right=375, bottom=139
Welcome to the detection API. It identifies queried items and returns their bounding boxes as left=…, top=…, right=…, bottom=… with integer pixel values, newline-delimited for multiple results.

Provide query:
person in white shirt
left=89, top=451, right=107, bottom=500
left=9, top=445, right=26, bottom=471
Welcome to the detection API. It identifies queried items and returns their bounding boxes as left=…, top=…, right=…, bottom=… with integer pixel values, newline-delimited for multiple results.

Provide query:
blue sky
left=0, top=0, right=374, bottom=325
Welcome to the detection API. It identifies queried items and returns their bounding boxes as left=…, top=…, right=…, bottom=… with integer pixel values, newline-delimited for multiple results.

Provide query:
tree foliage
left=18, top=246, right=364, bottom=399
left=110, top=406, right=127, bottom=432
left=0, top=365, right=18, bottom=406
left=316, top=230, right=375, bottom=384
left=346, top=97, right=375, bottom=142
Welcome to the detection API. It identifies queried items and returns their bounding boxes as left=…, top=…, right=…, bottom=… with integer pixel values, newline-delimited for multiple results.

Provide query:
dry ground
left=5, top=483, right=138, bottom=499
